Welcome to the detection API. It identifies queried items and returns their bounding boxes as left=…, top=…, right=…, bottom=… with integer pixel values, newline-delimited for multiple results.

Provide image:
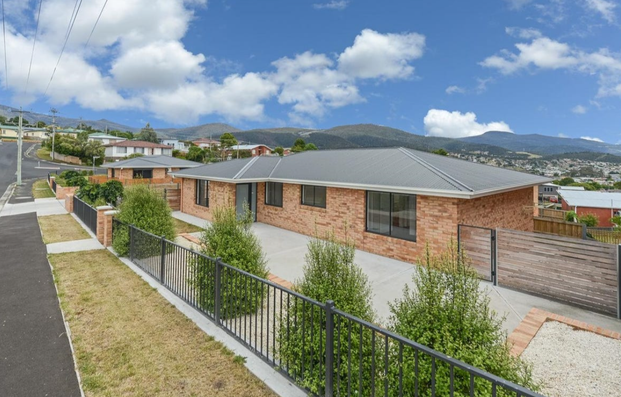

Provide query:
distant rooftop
left=102, top=155, right=200, bottom=169
left=89, top=133, right=126, bottom=140
left=560, top=189, right=621, bottom=208
left=104, top=140, right=172, bottom=148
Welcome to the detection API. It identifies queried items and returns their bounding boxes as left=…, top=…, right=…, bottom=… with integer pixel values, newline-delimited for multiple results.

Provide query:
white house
left=88, top=132, right=127, bottom=145
left=160, top=138, right=187, bottom=152
left=104, top=141, right=173, bottom=159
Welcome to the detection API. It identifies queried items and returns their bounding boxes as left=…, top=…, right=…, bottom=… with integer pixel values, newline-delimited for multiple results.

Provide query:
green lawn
left=37, top=147, right=53, bottom=161
left=32, top=179, right=55, bottom=199
left=174, top=217, right=203, bottom=234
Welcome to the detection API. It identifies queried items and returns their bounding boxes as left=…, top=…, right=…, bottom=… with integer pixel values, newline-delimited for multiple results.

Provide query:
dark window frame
left=365, top=191, right=417, bottom=242
left=195, top=180, right=209, bottom=207
left=265, top=182, right=283, bottom=207
left=132, top=168, right=153, bottom=179
left=301, top=185, right=326, bottom=208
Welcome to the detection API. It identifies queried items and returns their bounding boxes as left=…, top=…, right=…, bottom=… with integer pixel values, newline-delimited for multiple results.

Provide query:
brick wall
left=457, top=187, right=536, bottom=232
left=180, top=178, right=235, bottom=221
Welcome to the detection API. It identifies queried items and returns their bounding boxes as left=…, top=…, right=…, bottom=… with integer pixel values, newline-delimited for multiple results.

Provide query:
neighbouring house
left=227, top=144, right=273, bottom=158
left=171, top=147, right=549, bottom=262
left=538, top=183, right=559, bottom=202
left=560, top=190, right=621, bottom=227
left=104, top=140, right=173, bottom=159
left=161, top=138, right=188, bottom=152
left=87, top=132, right=127, bottom=145
left=192, top=138, right=220, bottom=149
left=0, top=125, right=48, bottom=139
left=101, top=155, right=201, bottom=180
left=55, top=128, right=84, bottom=138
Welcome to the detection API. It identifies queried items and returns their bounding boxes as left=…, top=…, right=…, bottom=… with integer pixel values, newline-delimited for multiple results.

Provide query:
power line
left=84, top=0, right=108, bottom=50
left=25, top=0, right=44, bottom=94
left=44, top=0, right=84, bottom=96
left=1, top=0, right=7, bottom=90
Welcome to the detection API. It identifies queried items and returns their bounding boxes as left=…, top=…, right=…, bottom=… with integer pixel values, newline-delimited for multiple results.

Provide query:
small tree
left=565, top=210, right=577, bottom=222
left=135, top=123, right=159, bottom=143
left=388, top=244, right=538, bottom=396
left=578, top=213, right=598, bottom=227
left=112, top=185, right=175, bottom=256
left=219, top=132, right=238, bottom=160
left=274, top=146, right=284, bottom=156
left=190, top=206, right=268, bottom=317
left=186, top=145, right=205, bottom=163
left=100, top=180, right=124, bottom=206
left=277, top=232, right=376, bottom=395
left=432, top=148, right=448, bottom=156
left=304, top=143, right=318, bottom=151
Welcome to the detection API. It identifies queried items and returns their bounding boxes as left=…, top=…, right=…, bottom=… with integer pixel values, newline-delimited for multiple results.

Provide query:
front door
left=236, top=183, right=257, bottom=221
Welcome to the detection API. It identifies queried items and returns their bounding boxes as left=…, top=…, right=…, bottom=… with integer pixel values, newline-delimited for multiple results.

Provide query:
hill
left=156, top=123, right=240, bottom=140
left=542, top=152, right=621, bottom=164
left=460, top=131, right=621, bottom=155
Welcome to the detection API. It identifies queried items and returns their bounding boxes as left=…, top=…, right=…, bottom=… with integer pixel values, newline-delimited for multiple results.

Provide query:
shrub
left=100, top=180, right=124, bottom=206
left=190, top=206, right=268, bottom=318
left=565, top=210, right=577, bottom=222
left=277, top=232, right=376, bottom=395
left=112, top=185, right=175, bottom=256
left=388, top=244, right=539, bottom=396
left=578, top=213, right=598, bottom=227
left=59, top=170, right=87, bottom=187
left=77, top=183, right=101, bottom=204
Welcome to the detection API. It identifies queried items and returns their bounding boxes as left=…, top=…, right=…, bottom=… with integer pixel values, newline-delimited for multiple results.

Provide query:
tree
left=290, top=138, right=306, bottom=153
left=578, top=213, right=598, bottom=227
left=109, top=130, right=134, bottom=139
left=112, top=185, right=176, bottom=256
left=186, top=146, right=205, bottom=163
left=135, top=123, right=159, bottom=143
left=274, top=146, right=284, bottom=156
left=304, top=143, right=318, bottom=151
left=0, top=115, right=6, bottom=124
left=190, top=206, right=268, bottom=317
left=432, top=148, right=448, bottom=156
left=277, top=233, right=376, bottom=395
left=35, top=121, right=46, bottom=128
left=554, top=177, right=575, bottom=186
left=219, top=132, right=238, bottom=149
left=126, top=153, right=145, bottom=159
left=388, top=244, right=538, bottom=396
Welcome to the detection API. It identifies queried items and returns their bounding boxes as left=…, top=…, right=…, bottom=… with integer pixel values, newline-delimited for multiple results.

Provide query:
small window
left=196, top=180, right=209, bottom=207
left=133, top=169, right=153, bottom=179
left=301, top=185, right=326, bottom=208
left=366, top=191, right=417, bottom=241
left=135, top=147, right=144, bottom=154
left=117, top=147, right=127, bottom=154
left=265, top=182, right=283, bottom=207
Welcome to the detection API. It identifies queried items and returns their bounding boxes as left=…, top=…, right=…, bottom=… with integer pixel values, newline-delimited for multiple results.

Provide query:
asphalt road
left=0, top=141, right=100, bottom=197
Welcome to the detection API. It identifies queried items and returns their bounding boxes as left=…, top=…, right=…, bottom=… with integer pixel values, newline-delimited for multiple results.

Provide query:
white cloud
left=338, top=29, right=425, bottom=80
left=581, top=136, right=604, bottom=142
left=585, top=0, right=617, bottom=23
left=480, top=34, right=621, bottom=97
left=445, top=85, right=465, bottom=95
left=423, top=109, right=513, bottom=138
left=505, top=0, right=532, bottom=10
left=505, top=27, right=542, bottom=39
left=558, top=133, right=569, bottom=138
left=313, top=1, right=349, bottom=10
left=571, top=105, right=587, bottom=114
left=0, top=2, right=425, bottom=125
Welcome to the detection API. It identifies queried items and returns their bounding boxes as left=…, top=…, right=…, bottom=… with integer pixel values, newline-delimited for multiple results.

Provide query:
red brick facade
left=561, top=199, right=617, bottom=227
left=107, top=167, right=180, bottom=179
left=180, top=179, right=536, bottom=263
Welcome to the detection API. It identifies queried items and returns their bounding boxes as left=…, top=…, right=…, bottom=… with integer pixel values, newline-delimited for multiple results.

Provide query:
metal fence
left=73, top=195, right=97, bottom=234
left=113, top=219, right=544, bottom=397
left=51, top=179, right=57, bottom=193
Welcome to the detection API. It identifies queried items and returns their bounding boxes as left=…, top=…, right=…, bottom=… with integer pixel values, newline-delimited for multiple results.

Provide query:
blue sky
left=0, top=0, right=619, bottom=142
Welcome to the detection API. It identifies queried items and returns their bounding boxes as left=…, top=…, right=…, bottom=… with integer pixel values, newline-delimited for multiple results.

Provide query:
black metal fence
left=51, top=179, right=57, bottom=193
left=73, top=195, right=97, bottom=234
left=113, top=219, right=544, bottom=397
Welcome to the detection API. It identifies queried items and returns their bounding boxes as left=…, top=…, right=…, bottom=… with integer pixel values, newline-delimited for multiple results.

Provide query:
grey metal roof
left=102, top=155, right=201, bottom=169
left=560, top=190, right=621, bottom=208
left=170, top=148, right=550, bottom=198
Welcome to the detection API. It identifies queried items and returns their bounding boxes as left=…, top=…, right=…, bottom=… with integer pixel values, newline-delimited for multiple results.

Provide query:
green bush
left=77, top=183, right=101, bottom=204
left=388, top=244, right=539, bottom=396
left=190, top=206, right=268, bottom=318
left=112, top=185, right=175, bottom=257
left=100, top=180, right=124, bottom=206
left=59, top=170, right=87, bottom=187
left=277, top=232, right=376, bottom=395
left=578, top=213, right=598, bottom=227
left=565, top=210, right=577, bottom=222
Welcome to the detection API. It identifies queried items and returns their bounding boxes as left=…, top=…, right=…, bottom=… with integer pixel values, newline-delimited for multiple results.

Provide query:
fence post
left=457, top=224, right=461, bottom=253
left=160, top=236, right=166, bottom=283
left=129, top=225, right=134, bottom=261
left=582, top=224, right=587, bottom=240
left=214, top=257, right=222, bottom=325
left=491, top=229, right=497, bottom=286
left=617, top=245, right=621, bottom=319
left=324, top=300, right=335, bottom=397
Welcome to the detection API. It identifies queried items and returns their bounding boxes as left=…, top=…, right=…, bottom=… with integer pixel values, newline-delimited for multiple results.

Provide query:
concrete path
left=0, top=197, right=67, bottom=217
left=47, top=238, right=104, bottom=254
left=0, top=213, right=81, bottom=397
left=173, top=211, right=621, bottom=335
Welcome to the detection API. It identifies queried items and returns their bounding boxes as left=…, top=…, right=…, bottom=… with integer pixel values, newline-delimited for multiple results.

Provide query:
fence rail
left=113, top=220, right=544, bottom=397
left=539, top=208, right=567, bottom=220
left=588, top=227, right=621, bottom=245
left=73, top=196, right=97, bottom=234
left=533, top=217, right=586, bottom=239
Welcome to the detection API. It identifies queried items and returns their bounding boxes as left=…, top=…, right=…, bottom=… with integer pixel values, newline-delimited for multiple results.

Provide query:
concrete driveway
left=173, top=212, right=621, bottom=335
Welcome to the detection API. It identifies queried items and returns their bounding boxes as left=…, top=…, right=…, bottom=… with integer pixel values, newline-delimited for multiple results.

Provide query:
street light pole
left=50, top=108, right=58, bottom=160
left=17, top=107, right=22, bottom=185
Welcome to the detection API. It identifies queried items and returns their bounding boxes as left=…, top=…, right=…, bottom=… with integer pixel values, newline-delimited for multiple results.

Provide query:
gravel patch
left=521, top=321, right=621, bottom=397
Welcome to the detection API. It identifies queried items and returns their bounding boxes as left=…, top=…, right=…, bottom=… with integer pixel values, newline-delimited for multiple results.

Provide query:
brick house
left=101, top=155, right=200, bottom=180
left=171, top=148, right=548, bottom=262
left=560, top=189, right=621, bottom=227
left=228, top=144, right=273, bottom=158
left=104, top=140, right=173, bottom=159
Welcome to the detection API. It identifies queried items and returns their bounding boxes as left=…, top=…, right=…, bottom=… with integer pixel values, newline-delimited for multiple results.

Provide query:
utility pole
left=50, top=108, right=58, bottom=160
left=17, top=107, right=23, bottom=185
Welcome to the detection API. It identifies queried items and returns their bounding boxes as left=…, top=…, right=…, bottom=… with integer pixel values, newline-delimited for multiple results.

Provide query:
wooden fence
left=457, top=225, right=493, bottom=281
left=88, top=175, right=181, bottom=186
left=496, top=229, right=619, bottom=317
left=539, top=208, right=568, bottom=220
left=533, top=217, right=586, bottom=239
left=587, top=227, right=621, bottom=245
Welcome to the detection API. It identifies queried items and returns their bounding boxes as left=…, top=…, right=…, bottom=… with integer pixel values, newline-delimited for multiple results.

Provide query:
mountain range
left=3, top=104, right=621, bottom=157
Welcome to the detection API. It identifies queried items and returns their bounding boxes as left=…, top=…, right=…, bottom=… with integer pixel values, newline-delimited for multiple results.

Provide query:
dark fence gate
left=73, top=196, right=97, bottom=235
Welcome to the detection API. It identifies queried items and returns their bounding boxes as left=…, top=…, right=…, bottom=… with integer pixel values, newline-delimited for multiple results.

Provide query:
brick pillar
left=96, top=206, right=114, bottom=245
left=65, top=194, right=74, bottom=213
left=103, top=210, right=119, bottom=247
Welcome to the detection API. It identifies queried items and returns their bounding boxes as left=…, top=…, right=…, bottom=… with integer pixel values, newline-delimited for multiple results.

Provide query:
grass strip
left=38, top=214, right=91, bottom=244
left=173, top=217, right=203, bottom=234
left=49, top=249, right=277, bottom=397
left=32, top=179, right=56, bottom=199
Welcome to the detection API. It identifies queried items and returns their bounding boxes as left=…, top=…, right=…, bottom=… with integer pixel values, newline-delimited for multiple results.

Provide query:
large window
left=301, top=185, right=326, bottom=208
left=196, top=180, right=209, bottom=207
left=133, top=169, right=153, bottom=179
left=116, top=147, right=127, bottom=154
left=366, top=191, right=416, bottom=241
left=265, top=182, right=283, bottom=207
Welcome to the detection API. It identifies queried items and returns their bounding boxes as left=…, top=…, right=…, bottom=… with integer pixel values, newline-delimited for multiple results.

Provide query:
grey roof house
left=171, top=147, right=549, bottom=262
